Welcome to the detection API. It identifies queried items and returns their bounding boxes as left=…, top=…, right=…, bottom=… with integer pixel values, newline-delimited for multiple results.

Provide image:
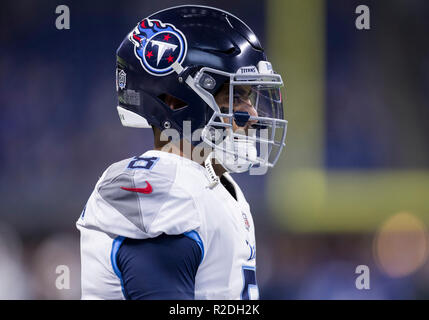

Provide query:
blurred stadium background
left=1, top=0, right=429, bottom=299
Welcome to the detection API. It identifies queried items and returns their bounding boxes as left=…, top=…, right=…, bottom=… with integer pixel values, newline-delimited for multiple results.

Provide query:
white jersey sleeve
left=77, top=154, right=201, bottom=239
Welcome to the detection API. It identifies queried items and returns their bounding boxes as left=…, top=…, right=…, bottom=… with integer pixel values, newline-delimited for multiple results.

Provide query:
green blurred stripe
left=270, top=169, right=429, bottom=232
left=266, top=0, right=325, bottom=169
left=266, top=0, right=328, bottom=230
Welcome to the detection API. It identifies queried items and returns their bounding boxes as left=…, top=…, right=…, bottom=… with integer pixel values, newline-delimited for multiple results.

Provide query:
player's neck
left=153, top=127, right=226, bottom=177
left=153, top=145, right=226, bottom=177
left=211, top=159, right=227, bottom=177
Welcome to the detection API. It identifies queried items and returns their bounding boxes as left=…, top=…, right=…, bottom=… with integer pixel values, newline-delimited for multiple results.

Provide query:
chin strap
left=204, top=153, right=220, bottom=189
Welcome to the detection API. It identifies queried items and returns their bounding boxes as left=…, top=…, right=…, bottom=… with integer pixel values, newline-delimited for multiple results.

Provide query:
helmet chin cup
left=213, top=130, right=258, bottom=174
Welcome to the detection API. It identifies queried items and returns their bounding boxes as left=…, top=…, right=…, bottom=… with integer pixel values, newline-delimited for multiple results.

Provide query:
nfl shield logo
left=117, top=69, right=126, bottom=90
left=242, top=212, right=250, bottom=231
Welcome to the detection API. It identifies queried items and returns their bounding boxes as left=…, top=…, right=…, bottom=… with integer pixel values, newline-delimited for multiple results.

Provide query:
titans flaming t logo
left=129, top=19, right=187, bottom=76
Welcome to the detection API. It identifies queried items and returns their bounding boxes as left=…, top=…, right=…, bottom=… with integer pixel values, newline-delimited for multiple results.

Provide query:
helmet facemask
left=183, top=61, right=288, bottom=175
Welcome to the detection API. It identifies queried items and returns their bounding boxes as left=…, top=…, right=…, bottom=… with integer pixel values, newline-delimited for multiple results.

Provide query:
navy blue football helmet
left=116, top=5, right=287, bottom=174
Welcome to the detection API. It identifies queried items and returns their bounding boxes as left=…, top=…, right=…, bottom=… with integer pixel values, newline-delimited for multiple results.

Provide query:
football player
left=77, top=5, right=287, bottom=300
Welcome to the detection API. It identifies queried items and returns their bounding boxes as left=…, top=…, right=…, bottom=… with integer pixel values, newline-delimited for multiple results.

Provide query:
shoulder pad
left=95, top=155, right=200, bottom=237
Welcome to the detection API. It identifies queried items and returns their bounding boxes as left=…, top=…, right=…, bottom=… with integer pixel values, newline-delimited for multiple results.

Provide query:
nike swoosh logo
left=120, top=181, right=152, bottom=194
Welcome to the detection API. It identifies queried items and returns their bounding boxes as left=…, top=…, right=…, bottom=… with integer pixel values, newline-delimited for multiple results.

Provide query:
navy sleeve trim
left=110, top=236, right=127, bottom=299
left=184, top=230, right=204, bottom=264
left=116, top=233, right=202, bottom=300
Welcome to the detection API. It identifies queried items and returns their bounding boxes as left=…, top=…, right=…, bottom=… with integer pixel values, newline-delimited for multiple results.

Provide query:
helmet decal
left=129, top=19, right=187, bottom=76
left=117, top=69, right=126, bottom=90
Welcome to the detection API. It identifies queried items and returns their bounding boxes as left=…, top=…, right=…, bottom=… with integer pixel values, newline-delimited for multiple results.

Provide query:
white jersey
left=76, top=150, right=258, bottom=300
